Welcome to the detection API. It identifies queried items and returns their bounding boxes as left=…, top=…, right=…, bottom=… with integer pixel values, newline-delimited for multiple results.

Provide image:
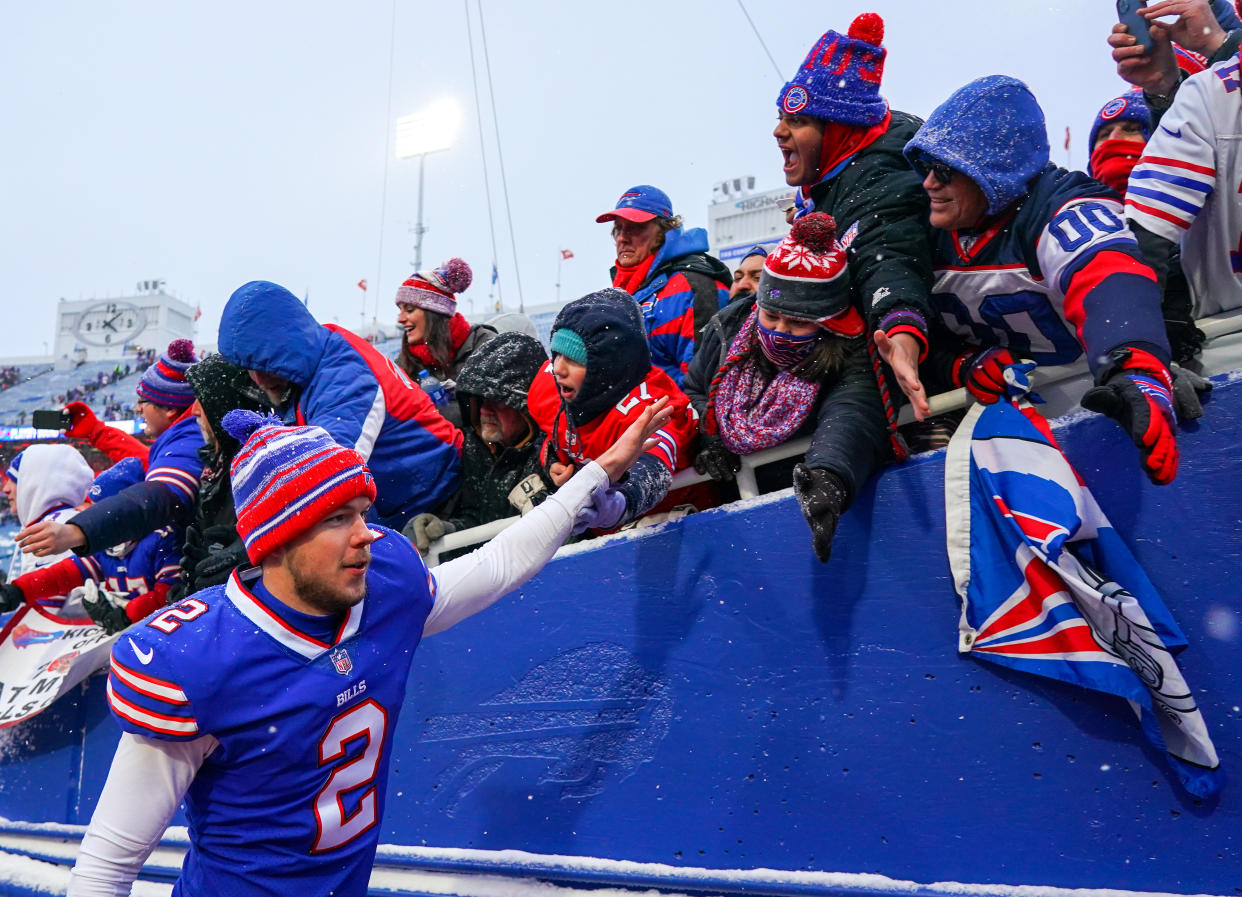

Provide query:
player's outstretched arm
left=68, top=733, right=216, bottom=897
left=425, top=399, right=673, bottom=636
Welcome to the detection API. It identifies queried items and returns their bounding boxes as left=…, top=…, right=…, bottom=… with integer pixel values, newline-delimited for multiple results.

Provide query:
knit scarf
left=706, top=308, right=820, bottom=455
left=410, top=312, right=473, bottom=370
left=793, top=110, right=892, bottom=219
left=612, top=254, right=657, bottom=296
left=1090, top=138, right=1143, bottom=196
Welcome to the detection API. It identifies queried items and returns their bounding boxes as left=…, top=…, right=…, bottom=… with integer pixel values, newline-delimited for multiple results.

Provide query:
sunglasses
left=914, top=158, right=956, bottom=186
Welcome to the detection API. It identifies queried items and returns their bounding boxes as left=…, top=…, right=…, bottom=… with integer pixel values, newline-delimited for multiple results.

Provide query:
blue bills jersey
left=106, top=526, right=436, bottom=897
left=72, top=525, right=181, bottom=599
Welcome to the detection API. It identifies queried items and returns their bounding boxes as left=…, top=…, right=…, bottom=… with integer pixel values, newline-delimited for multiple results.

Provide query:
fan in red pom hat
left=690, top=211, right=889, bottom=563
left=773, top=11, right=934, bottom=425
left=394, top=257, right=496, bottom=421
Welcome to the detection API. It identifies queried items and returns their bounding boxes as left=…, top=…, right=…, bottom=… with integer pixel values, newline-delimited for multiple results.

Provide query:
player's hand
left=597, top=396, right=673, bottom=484
left=1109, top=21, right=1179, bottom=96
left=1141, top=0, right=1227, bottom=55
left=16, top=520, right=86, bottom=557
left=873, top=329, right=929, bottom=421
left=64, top=401, right=102, bottom=439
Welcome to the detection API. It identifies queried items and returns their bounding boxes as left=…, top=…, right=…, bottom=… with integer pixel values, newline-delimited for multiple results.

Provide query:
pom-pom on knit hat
left=224, top=409, right=377, bottom=564
left=88, top=457, right=145, bottom=503
left=757, top=212, right=862, bottom=336
left=777, top=13, right=888, bottom=127
left=394, top=257, right=473, bottom=317
left=136, top=339, right=198, bottom=409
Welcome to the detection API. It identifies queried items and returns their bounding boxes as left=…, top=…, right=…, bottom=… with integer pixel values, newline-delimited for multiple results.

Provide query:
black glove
left=81, top=582, right=132, bottom=635
left=792, top=464, right=848, bottom=564
left=693, top=435, right=741, bottom=481
left=1170, top=363, right=1211, bottom=422
left=193, top=540, right=250, bottom=589
left=0, top=583, right=26, bottom=613
left=1081, top=347, right=1178, bottom=485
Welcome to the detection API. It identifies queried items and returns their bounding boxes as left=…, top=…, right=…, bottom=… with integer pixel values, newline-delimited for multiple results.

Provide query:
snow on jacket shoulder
left=218, top=281, right=463, bottom=528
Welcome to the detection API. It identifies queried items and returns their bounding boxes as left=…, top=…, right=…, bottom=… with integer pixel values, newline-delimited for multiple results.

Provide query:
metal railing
left=425, top=310, right=1242, bottom=565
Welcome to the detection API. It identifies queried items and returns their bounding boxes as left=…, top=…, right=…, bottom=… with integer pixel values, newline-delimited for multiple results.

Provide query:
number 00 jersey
left=930, top=165, right=1169, bottom=373
left=105, top=526, right=434, bottom=897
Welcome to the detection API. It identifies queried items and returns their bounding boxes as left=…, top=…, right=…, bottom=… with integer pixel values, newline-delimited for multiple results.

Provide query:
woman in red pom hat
left=394, top=257, right=496, bottom=427
left=773, top=12, right=936, bottom=431
left=683, top=213, right=891, bottom=564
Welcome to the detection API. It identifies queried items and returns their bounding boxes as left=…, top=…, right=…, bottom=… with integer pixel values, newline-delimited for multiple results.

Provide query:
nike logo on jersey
left=1160, top=124, right=1182, bottom=138
left=129, top=638, right=153, bottom=666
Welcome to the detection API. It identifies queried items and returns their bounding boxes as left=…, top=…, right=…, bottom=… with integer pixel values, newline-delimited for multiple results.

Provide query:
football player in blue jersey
left=66, top=402, right=670, bottom=897
left=902, top=75, right=1182, bottom=486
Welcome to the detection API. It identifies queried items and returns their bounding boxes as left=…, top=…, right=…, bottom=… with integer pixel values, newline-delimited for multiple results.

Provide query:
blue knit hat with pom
left=904, top=75, right=1050, bottom=217
left=136, top=339, right=198, bottom=409
left=1088, top=92, right=1151, bottom=152
left=777, top=13, right=888, bottom=127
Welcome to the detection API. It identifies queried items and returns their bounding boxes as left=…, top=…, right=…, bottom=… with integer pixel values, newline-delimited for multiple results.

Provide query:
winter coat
left=529, top=290, right=712, bottom=523
left=69, top=412, right=205, bottom=555
left=218, top=281, right=463, bottom=529
left=171, top=354, right=271, bottom=601
left=441, top=332, right=554, bottom=530
left=805, top=111, right=935, bottom=341
left=683, top=295, right=890, bottom=505
left=612, top=227, right=731, bottom=385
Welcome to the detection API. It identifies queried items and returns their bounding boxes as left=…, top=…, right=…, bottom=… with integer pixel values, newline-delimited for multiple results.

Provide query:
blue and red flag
left=945, top=365, right=1222, bottom=797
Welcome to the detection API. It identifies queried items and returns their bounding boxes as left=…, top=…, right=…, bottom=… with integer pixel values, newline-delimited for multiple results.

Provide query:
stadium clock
left=74, top=301, right=148, bottom=347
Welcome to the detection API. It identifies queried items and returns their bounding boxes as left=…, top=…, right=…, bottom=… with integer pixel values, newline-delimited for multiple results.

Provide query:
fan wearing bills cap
left=596, top=185, right=732, bottom=386
left=67, top=402, right=671, bottom=897
left=684, top=213, right=890, bottom=563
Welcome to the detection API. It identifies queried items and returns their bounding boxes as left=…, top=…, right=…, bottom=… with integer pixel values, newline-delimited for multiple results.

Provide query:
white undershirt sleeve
left=67, top=732, right=217, bottom=897
left=423, top=460, right=608, bottom=636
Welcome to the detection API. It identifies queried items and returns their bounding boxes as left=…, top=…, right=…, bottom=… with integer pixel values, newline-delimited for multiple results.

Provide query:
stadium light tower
left=395, top=98, right=461, bottom=271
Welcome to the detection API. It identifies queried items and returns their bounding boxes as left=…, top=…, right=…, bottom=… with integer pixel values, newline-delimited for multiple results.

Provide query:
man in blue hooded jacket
left=904, top=75, right=1181, bottom=485
left=218, top=280, right=462, bottom=529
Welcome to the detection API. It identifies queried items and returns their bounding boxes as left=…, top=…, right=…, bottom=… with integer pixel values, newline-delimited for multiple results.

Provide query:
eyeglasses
left=914, top=157, right=956, bottom=186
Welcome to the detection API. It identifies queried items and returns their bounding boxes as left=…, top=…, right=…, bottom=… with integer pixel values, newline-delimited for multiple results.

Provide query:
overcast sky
left=0, top=1, right=1128, bottom=358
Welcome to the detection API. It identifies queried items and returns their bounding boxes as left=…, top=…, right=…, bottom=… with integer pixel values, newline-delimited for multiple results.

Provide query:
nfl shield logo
left=330, top=647, right=353, bottom=676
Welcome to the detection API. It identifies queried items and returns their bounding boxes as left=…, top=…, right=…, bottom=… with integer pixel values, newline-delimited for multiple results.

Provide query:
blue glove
left=573, top=482, right=627, bottom=534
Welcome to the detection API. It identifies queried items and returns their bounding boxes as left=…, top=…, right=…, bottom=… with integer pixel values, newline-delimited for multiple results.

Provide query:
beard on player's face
left=287, top=553, right=369, bottom=615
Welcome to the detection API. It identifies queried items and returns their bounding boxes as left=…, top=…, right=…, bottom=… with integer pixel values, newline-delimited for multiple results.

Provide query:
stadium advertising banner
left=0, top=604, right=117, bottom=728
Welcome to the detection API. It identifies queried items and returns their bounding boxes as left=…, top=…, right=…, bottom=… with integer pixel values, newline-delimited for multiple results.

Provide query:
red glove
left=64, top=401, right=104, bottom=439
left=954, top=347, right=1018, bottom=404
left=1081, top=347, right=1178, bottom=485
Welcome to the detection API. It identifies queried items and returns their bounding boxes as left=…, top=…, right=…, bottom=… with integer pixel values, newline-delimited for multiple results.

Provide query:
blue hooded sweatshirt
left=218, top=281, right=462, bottom=528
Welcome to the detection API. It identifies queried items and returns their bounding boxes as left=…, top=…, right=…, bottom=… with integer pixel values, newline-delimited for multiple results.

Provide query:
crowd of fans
left=0, top=1, right=1238, bottom=633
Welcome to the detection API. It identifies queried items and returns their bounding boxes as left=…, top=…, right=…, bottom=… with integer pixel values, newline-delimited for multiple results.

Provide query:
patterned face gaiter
left=756, top=320, right=820, bottom=368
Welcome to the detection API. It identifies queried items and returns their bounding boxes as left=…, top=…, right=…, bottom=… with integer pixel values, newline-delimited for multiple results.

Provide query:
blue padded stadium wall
left=3, top=377, right=1240, bottom=894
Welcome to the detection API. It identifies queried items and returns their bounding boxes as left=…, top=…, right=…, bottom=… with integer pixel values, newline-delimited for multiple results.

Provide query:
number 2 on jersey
left=312, top=698, right=389, bottom=853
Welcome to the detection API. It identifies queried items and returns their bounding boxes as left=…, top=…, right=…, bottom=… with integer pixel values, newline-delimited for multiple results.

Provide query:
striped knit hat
left=222, top=410, right=377, bottom=563
left=136, top=339, right=198, bottom=409
left=394, top=257, right=473, bottom=316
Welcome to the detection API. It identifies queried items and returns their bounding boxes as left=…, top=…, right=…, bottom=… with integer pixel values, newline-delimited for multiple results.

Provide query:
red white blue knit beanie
left=136, top=339, right=197, bottom=409
left=758, top=213, right=862, bottom=336
left=394, top=257, right=473, bottom=317
left=777, top=14, right=888, bottom=127
left=223, top=410, right=377, bottom=564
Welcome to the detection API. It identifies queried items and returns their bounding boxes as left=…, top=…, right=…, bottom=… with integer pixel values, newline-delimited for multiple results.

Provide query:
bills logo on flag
left=945, top=370, right=1222, bottom=797
left=330, top=647, right=353, bottom=676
